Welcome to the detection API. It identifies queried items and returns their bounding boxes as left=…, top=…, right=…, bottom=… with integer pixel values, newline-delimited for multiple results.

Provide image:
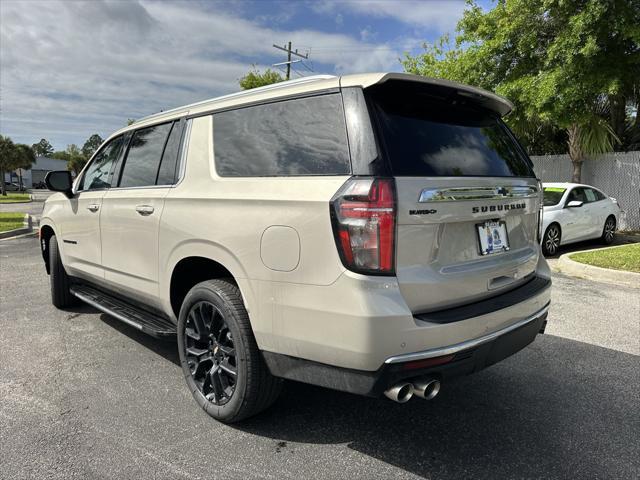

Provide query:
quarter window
left=156, top=122, right=182, bottom=185
left=213, top=94, right=351, bottom=176
left=119, top=122, right=172, bottom=188
left=79, top=136, right=124, bottom=191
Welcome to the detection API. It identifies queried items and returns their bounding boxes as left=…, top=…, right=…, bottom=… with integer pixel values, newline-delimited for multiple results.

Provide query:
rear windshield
left=543, top=187, right=566, bottom=206
left=368, top=83, right=535, bottom=177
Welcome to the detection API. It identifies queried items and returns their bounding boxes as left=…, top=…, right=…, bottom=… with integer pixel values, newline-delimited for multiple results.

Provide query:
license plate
left=476, top=220, right=509, bottom=255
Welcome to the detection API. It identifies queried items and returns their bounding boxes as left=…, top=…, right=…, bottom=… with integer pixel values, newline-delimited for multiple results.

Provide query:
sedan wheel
left=543, top=225, right=561, bottom=256
left=602, top=217, right=616, bottom=245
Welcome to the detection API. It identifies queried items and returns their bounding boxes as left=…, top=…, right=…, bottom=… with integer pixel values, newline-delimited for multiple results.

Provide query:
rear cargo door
left=367, top=81, right=542, bottom=313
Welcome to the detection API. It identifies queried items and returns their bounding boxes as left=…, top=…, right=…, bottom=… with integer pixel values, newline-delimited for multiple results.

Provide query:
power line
left=272, top=42, right=311, bottom=80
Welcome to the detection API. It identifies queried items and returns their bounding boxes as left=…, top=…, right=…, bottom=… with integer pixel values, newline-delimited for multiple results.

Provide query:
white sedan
left=541, top=182, right=621, bottom=256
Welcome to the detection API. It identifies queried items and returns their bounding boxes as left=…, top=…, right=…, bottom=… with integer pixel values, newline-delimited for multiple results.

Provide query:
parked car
left=40, top=73, right=551, bottom=423
left=3, top=182, right=26, bottom=192
left=541, top=182, right=620, bottom=256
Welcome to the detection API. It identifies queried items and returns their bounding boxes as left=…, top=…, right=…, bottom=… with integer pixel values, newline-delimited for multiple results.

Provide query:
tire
left=177, top=279, right=282, bottom=423
left=542, top=224, right=561, bottom=256
left=49, top=235, right=76, bottom=308
left=601, top=216, right=616, bottom=245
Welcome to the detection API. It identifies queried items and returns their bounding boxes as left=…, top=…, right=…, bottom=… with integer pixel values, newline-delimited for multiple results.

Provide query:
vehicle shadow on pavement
left=91, top=310, right=639, bottom=479
left=99, top=313, right=180, bottom=366
left=235, top=335, right=639, bottom=479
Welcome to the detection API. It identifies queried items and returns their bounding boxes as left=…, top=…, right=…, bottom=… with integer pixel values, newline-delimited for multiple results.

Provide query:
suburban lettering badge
left=472, top=203, right=526, bottom=213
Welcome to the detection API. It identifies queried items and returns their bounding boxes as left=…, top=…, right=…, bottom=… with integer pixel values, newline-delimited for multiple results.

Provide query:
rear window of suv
left=213, top=93, right=351, bottom=177
left=368, top=82, right=535, bottom=177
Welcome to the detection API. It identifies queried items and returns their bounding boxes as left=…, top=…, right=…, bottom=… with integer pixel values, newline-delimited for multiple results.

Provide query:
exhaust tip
left=384, top=382, right=414, bottom=403
left=413, top=378, right=441, bottom=400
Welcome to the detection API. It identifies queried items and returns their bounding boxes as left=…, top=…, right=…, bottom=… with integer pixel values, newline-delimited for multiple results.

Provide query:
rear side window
left=213, top=94, right=351, bottom=176
left=119, top=123, right=172, bottom=188
left=368, top=83, right=535, bottom=177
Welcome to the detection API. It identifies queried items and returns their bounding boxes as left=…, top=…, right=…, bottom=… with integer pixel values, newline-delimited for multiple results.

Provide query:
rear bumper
left=256, top=263, right=551, bottom=371
left=263, top=305, right=548, bottom=396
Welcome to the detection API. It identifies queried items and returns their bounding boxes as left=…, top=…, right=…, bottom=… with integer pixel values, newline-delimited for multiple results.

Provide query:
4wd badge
left=409, top=209, right=437, bottom=215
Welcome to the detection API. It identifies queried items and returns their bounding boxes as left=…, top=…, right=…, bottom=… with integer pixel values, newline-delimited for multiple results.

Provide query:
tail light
left=330, top=177, right=396, bottom=275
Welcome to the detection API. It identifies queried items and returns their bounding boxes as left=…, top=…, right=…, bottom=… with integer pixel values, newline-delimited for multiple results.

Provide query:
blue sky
left=0, top=0, right=493, bottom=150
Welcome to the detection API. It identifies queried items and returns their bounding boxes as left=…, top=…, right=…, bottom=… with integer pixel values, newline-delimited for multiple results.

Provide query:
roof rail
left=136, top=74, right=337, bottom=123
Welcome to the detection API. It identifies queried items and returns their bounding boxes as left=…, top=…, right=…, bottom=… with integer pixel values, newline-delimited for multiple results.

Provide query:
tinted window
left=80, top=136, right=124, bottom=190
left=591, top=189, right=606, bottom=202
left=584, top=188, right=598, bottom=203
left=213, top=94, right=350, bottom=176
left=119, top=123, right=172, bottom=188
left=543, top=187, right=566, bottom=206
left=567, top=187, right=587, bottom=203
left=369, top=84, right=534, bottom=177
left=156, top=122, right=182, bottom=185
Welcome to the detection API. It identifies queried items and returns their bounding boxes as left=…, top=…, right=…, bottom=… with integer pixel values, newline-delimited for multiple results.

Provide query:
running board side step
left=70, top=284, right=176, bottom=338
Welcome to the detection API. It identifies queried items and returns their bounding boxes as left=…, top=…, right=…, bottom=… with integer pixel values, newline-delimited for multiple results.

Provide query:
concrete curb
left=0, top=214, right=33, bottom=240
left=557, top=244, right=640, bottom=289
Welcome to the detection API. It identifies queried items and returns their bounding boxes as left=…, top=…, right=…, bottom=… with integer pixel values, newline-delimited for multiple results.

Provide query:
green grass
left=0, top=193, right=31, bottom=203
left=0, top=213, right=26, bottom=232
left=570, top=244, right=640, bottom=273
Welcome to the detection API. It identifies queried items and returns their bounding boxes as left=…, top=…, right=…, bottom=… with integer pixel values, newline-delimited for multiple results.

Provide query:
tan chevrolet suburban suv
left=41, top=73, right=551, bottom=423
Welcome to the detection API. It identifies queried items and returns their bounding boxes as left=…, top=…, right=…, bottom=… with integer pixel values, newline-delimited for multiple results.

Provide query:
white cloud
left=0, top=0, right=402, bottom=149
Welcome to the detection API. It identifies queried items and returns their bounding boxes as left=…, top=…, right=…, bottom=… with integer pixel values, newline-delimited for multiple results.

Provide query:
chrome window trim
left=384, top=303, right=550, bottom=364
left=418, top=185, right=538, bottom=203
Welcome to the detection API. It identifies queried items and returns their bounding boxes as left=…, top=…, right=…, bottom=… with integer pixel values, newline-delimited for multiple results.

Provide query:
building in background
left=4, top=156, right=68, bottom=189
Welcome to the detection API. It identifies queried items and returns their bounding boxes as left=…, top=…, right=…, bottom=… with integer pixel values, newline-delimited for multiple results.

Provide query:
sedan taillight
left=330, top=177, right=396, bottom=275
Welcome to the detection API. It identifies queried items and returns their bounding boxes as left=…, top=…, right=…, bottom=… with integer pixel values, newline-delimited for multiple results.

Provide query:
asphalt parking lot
left=1, top=235, right=639, bottom=479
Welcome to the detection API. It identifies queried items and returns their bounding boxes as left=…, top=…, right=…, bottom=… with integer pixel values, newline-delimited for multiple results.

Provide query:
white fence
left=530, top=151, right=640, bottom=231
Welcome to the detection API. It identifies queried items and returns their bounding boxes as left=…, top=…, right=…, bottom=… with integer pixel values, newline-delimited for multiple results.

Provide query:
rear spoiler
left=343, top=72, right=513, bottom=117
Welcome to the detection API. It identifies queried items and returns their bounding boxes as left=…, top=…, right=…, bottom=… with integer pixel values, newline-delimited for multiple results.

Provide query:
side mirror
left=567, top=200, right=583, bottom=208
left=45, top=171, right=74, bottom=199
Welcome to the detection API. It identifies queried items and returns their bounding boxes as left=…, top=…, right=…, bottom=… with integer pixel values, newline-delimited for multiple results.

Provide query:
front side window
left=213, top=94, right=351, bottom=176
left=119, top=122, right=172, bottom=188
left=566, top=187, right=587, bottom=204
left=543, top=187, right=566, bottom=206
left=79, top=136, right=124, bottom=191
left=584, top=188, right=598, bottom=203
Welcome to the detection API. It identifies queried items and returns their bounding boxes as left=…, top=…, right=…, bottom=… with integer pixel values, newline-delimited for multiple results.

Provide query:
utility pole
left=272, top=42, right=309, bottom=80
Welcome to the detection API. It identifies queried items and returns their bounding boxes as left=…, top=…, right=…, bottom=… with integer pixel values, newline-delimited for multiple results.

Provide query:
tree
left=82, top=134, right=103, bottom=159
left=64, top=144, right=88, bottom=175
left=31, top=138, right=54, bottom=157
left=0, top=135, right=19, bottom=196
left=402, top=0, right=639, bottom=182
left=239, top=66, right=284, bottom=90
left=14, top=144, right=36, bottom=188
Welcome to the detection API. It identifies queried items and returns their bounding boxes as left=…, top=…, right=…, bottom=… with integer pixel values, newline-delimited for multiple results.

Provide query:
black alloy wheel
left=177, top=279, right=282, bottom=423
left=184, top=301, right=237, bottom=405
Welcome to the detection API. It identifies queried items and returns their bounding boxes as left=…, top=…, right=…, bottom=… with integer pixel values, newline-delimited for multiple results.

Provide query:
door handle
left=87, top=204, right=100, bottom=212
left=135, top=205, right=154, bottom=216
